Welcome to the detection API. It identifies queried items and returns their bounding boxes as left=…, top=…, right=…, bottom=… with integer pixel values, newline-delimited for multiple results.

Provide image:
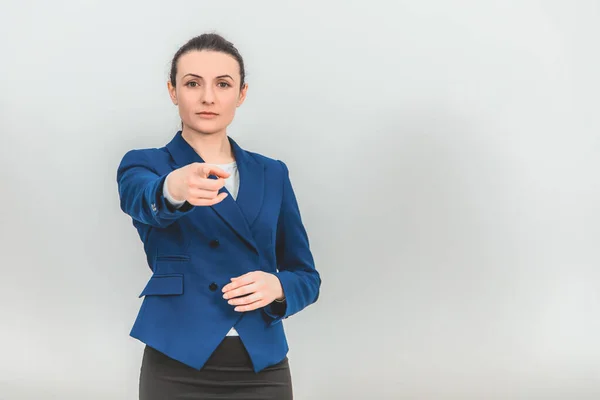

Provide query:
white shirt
left=163, top=162, right=241, bottom=336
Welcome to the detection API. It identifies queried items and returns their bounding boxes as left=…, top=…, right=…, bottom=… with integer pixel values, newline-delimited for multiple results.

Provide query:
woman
left=116, top=33, right=321, bottom=399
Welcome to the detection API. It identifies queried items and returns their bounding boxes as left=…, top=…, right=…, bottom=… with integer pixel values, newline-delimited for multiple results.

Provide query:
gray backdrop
left=1, top=1, right=599, bottom=399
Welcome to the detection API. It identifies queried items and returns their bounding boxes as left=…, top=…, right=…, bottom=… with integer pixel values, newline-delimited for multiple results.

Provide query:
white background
left=1, top=1, right=599, bottom=398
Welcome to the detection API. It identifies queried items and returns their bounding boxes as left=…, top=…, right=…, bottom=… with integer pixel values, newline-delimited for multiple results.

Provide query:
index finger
left=194, top=163, right=231, bottom=179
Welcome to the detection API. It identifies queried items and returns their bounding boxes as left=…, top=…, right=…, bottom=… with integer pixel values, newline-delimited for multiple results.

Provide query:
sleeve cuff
left=152, top=174, right=194, bottom=218
left=162, top=176, right=186, bottom=209
left=263, top=299, right=287, bottom=322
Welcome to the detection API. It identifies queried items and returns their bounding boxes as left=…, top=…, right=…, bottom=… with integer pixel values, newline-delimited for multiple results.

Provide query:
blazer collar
left=166, top=131, right=264, bottom=252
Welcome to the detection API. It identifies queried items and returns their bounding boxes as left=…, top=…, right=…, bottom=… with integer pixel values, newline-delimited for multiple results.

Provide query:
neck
left=181, top=127, right=235, bottom=164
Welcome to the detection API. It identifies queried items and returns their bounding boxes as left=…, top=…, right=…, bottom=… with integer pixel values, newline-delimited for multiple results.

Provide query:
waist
left=205, top=336, right=254, bottom=368
left=144, top=337, right=289, bottom=372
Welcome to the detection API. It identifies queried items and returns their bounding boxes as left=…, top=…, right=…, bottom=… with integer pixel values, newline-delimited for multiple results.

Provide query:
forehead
left=177, top=50, right=240, bottom=79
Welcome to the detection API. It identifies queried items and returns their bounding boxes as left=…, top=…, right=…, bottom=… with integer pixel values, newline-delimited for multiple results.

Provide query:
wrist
left=272, top=274, right=285, bottom=301
left=166, top=172, right=185, bottom=202
left=274, top=288, right=285, bottom=302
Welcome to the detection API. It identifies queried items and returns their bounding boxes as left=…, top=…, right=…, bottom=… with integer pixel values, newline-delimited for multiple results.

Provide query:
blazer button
left=209, top=282, right=218, bottom=292
left=209, top=239, right=220, bottom=249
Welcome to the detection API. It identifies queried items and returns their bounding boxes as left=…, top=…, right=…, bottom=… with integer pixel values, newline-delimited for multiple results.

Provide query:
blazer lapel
left=165, top=132, right=263, bottom=252
left=211, top=186, right=257, bottom=252
left=229, top=138, right=264, bottom=228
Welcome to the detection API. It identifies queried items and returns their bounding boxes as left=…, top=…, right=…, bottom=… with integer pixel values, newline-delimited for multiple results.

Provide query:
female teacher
left=116, top=33, right=321, bottom=399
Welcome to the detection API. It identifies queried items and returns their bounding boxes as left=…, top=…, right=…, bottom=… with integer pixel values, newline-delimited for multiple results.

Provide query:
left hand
left=222, top=271, right=284, bottom=312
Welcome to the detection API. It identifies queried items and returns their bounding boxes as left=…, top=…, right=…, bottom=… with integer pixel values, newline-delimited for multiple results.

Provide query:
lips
left=197, top=112, right=218, bottom=115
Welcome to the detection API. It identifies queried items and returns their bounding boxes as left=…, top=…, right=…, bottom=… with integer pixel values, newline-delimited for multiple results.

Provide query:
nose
left=201, top=85, right=215, bottom=104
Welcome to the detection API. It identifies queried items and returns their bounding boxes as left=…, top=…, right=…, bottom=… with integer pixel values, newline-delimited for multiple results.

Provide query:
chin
left=186, top=122, right=226, bottom=136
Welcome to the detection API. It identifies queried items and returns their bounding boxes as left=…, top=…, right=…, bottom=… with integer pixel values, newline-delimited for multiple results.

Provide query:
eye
left=217, top=82, right=231, bottom=88
left=185, top=81, right=199, bottom=88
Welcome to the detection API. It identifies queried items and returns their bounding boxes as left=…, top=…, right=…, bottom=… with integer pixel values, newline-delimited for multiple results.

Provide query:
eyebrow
left=182, top=73, right=235, bottom=81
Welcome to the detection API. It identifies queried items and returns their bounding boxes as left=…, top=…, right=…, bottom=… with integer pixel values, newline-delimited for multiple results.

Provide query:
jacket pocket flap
left=139, top=274, right=183, bottom=297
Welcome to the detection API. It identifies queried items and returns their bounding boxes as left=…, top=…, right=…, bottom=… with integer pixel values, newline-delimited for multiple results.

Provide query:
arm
left=263, top=161, right=321, bottom=324
left=117, top=150, right=193, bottom=228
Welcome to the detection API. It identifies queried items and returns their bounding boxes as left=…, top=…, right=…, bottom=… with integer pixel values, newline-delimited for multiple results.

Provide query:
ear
left=237, top=83, right=248, bottom=107
left=167, top=81, right=178, bottom=105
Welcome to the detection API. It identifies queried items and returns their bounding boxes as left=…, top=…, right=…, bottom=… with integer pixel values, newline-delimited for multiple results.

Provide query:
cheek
left=221, top=95, right=240, bottom=115
left=178, top=93, right=195, bottom=111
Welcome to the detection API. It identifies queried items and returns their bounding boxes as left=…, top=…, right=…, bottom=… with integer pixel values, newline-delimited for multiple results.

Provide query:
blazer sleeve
left=263, top=160, right=321, bottom=324
left=117, top=149, right=194, bottom=228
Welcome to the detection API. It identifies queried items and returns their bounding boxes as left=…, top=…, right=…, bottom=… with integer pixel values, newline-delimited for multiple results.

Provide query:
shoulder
left=241, top=147, right=290, bottom=176
left=117, top=146, right=172, bottom=172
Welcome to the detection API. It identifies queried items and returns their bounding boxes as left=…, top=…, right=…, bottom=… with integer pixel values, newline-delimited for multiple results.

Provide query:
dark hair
left=169, top=33, right=246, bottom=89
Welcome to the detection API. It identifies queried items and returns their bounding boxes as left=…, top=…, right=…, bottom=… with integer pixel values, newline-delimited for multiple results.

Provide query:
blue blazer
left=116, top=131, right=321, bottom=373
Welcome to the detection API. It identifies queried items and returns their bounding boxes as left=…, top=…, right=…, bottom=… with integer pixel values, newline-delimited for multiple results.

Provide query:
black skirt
left=139, top=337, right=293, bottom=400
